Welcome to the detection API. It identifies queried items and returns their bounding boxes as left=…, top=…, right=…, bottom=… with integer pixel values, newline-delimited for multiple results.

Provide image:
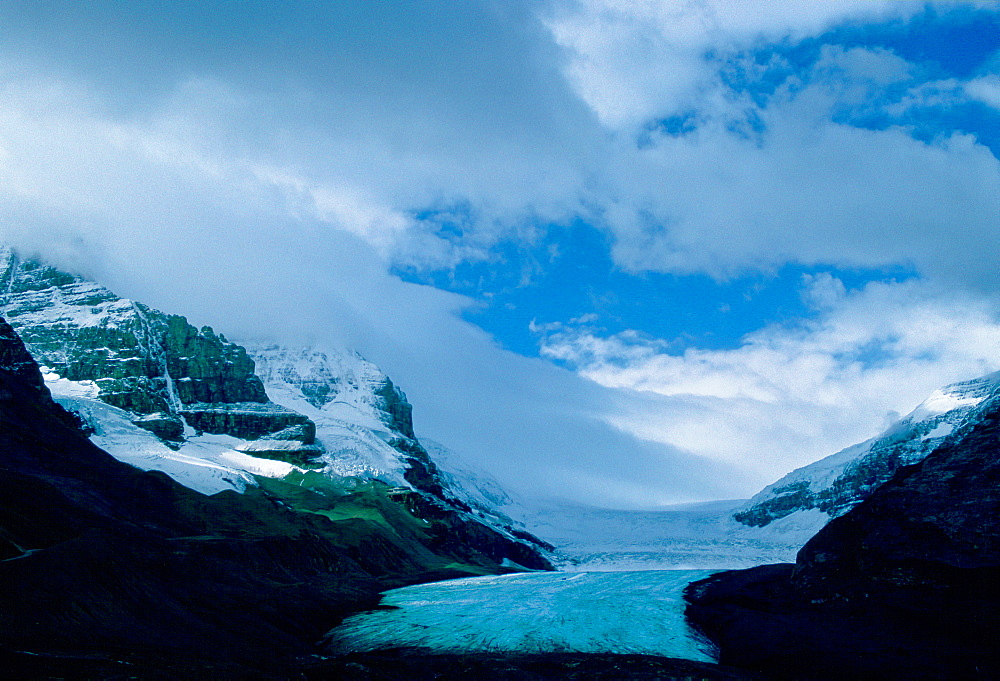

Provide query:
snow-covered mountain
left=734, top=370, right=1000, bottom=532
left=0, top=246, right=551, bottom=567
left=246, top=344, right=419, bottom=483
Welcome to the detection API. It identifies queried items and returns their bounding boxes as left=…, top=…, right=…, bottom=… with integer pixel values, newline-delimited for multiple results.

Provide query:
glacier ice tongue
left=326, top=570, right=720, bottom=662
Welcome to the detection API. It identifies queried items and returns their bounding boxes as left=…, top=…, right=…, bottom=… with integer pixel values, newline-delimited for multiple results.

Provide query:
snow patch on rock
left=45, top=371, right=295, bottom=495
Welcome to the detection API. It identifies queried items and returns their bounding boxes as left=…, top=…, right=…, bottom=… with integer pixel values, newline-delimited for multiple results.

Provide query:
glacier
left=326, top=570, right=720, bottom=662
left=513, top=499, right=812, bottom=571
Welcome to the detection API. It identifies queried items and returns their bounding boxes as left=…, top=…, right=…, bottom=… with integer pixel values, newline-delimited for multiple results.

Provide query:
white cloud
left=536, top=5, right=1000, bottom=290
left=542, top=0, right=921, bottom=128
left=593, top=46, right=1000, bottom=288
left=538, top=275, right=1000, bottom=487
left=0, top=65, right=730, bottom=508
left=966, top=74, right=1000, bottom=109
left=7, top=5, right=996, bottom=294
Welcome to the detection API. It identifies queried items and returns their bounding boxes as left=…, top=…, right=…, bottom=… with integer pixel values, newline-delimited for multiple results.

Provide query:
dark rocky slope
left=303, top=649, right=759, bottom=680
left=686, top=400, right=1000, bottom=679
left=0, top=317, right=534, bottom=677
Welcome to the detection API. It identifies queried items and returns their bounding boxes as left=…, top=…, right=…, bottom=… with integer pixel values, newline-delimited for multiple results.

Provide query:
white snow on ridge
left=45, top=373, right=292, bottom=496
left=735, top=369, right=1000, bottom=535
left=908, top=384, right=990, bottom=423
left=247, top=344, right=416, bottom=487
left=744, top=437, right=876, bottom=503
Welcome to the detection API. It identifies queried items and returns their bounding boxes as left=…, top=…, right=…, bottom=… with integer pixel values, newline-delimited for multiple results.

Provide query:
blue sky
left=2, top=1, right=1000, bottom=506
left=395, top=221, right=920, bottom=359
left=388, top=2, right=1000, bottom=368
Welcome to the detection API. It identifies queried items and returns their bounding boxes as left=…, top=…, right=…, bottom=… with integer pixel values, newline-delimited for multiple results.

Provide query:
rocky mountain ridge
left=0, top=247, right=312, bottom=446
left=734, top=370, right=1000, bottom=531
left=0, top=246, right=552, bottom=571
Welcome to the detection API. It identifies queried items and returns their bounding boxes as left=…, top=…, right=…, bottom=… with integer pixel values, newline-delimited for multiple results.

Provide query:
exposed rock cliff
left=0, top=247, right=314, bottom=446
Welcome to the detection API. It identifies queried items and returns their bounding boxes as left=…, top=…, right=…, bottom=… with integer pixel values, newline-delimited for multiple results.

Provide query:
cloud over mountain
left=1, top=1, right=999, bottom=504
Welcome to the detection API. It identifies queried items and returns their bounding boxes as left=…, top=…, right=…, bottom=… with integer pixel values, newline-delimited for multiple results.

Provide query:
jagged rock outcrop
left=235, top=439, right=325, bottom=468
left=734, top=371, right=1000, bottom=529
left=374, top=375, right=415, bottom=439
left=130, top=411, right=185, bottom=441
left=686, top=398, right=1000, bottom=679
left=0, top=247, right=315, bottom=446
left=179, top=401, right=315, bottom=440
left=0, top=312, right=48, bottom=394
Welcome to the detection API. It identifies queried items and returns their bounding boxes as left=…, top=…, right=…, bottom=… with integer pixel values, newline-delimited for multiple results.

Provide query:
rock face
left=0, top=311, right=48, bottom=394
left=0, top=247, right=316, bottom=447
left=235, top=439, right=325, bottom=468
left=686, top=397, right=1000, bottom=679
left=0, top=316, right=545, bottom=676
left=734, top=371, right=999, bottom=529
left=179, top=401, right=315, bottom=440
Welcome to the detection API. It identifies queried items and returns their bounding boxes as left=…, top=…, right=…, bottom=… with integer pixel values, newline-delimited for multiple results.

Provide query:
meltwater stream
left=326, top=570, right=719, bottom=662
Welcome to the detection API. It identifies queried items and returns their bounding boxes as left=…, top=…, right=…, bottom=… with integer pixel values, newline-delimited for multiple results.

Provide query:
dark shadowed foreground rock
left=686, top=401, right=1000, bottom=680
left=304, top=649, right=759, bottom=680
